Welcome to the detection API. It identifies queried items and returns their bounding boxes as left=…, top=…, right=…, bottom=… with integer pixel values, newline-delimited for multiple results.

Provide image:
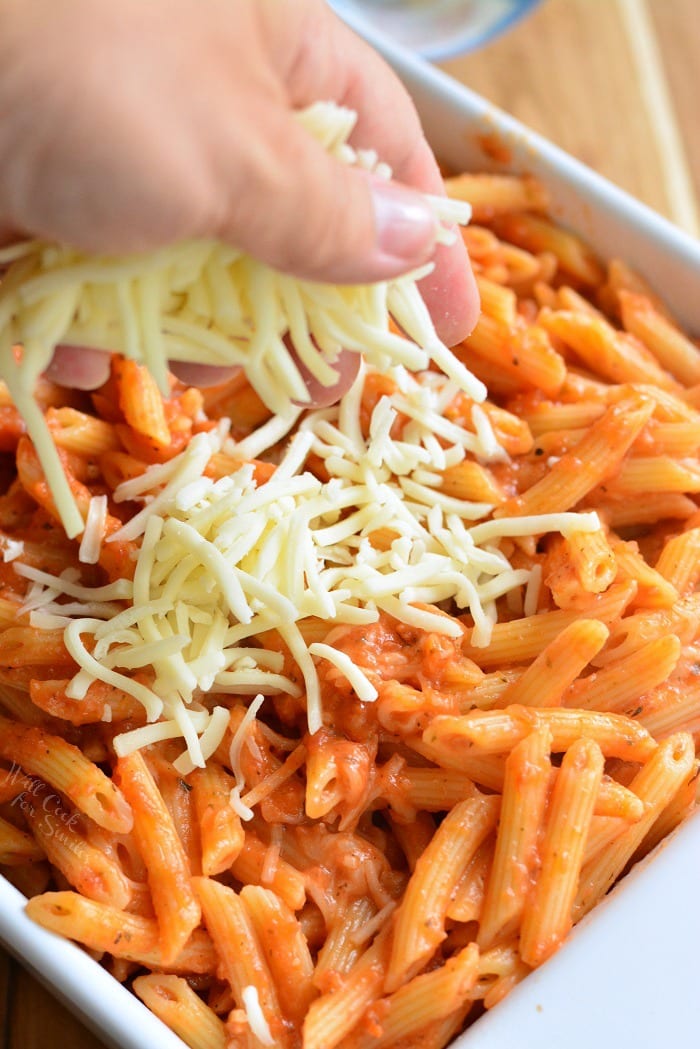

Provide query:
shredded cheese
left=0, top=101, right=476, bottom=538
left=78, top=494, right=108, bottom=564
left=1, top=537, right=24, bottom=562
left=15, top=360, right=601, bottom=767
left=241, top=986, right=274, bottom=1047
left=309, top=642, right=378, bottom=703
left=228, top=694, right=265, bottom=822
left=3, top=100, right=603, bottom=769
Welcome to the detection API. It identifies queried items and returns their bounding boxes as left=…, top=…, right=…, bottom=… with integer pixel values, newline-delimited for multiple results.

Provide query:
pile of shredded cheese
left=17, top=362, right=600, bottom=772
left=0, top=101, right=477, bottom=539
left=1, top=99, right=602, bottom=771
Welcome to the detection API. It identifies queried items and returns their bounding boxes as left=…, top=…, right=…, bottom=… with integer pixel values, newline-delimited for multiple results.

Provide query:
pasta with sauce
left=0, top=170, right=699, bottom=1049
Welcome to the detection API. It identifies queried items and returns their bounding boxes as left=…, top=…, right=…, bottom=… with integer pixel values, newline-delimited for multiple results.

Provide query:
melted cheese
left=0, top=101, right=475, bottom=538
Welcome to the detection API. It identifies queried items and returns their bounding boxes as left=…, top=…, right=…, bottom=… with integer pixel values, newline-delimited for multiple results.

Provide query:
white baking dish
left=2, top=28, right=700, bottom=1049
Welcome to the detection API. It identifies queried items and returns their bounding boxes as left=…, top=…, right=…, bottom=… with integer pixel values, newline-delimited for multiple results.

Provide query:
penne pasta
left=654, top=527, right=700, bottom=594
left=495, top=393, right=655, bottom=517
left=191, top=760, right=244, bottom=876
left=26, top=891, right=216, bottom=972
left=478, top=725, right=551, bottom=948
left=496, top=619, right=609, bottom=707
left=230, top=831, right=306, bottom=912
left=116, top=751, right=200, bottom=965
left=541, top=309, right=679, bottom=390
left=386, top=792, right=499, bottom=991
left=0, top=168, right=698, bottom=1049
left=609, top=535, right=679, bottom=608
left=519, top=738, right=604, bottom=966
left=313, top=896, right=377, bottom=979
left=445, top=173, right=550, bottom=221
left=0, top=714, right=133, bottom=832
left=461, top=581, right=637, bottom=667
left=194, top=876, right=288, bottom=1049
left=573, top=733, right=695, bottom=921
left=133, top=974, right=227, bottom=1049
left=461, top=314, right=566, bottom=396
left=0, top=814, right=45, bottom=865
left=303, top=928, right=392, bottom=1049
left=446, top=836, right=494, bottom=923
left=340, top=943, right=479, bottom=1049
left=114, top=358, right=171, bottom=448
left=426, top=705, right=657, bottom=762
left=241, top=884, right=316, bottom=1027
left=544, top=529, right=617, bottom=607
left=490, top=213, right=604, bottom=286
left=619, top=290, right=700, bottom=386
left=20, top=785, right=133, bottom=908
left=562, top=634, right=681, bottom=713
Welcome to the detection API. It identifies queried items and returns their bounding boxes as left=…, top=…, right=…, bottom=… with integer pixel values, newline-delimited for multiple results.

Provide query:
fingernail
left=371, top=180, right=438, bottom=265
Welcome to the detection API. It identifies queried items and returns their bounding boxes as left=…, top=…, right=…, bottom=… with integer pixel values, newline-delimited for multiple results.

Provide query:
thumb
left=213, top=109, right=440, bottom=285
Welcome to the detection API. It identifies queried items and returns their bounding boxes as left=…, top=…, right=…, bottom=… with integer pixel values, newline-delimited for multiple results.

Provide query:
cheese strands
left=0, top=102, right=477, bottom=538
left=19, top=362, right=600, bottom=770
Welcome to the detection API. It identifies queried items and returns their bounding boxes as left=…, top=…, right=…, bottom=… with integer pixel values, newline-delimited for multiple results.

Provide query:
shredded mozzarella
left=241, top=986, right=274, bottom=1047
left=309, top=642, right=378, bottom=702
left=14, top=360, right=602, bottom=765
left=228, top=694, right=265, bottom=821
left=3, top=101, right=604, bottom=767
left=1, top=538, right=24, bottom=563
left=0, top=101, right=475, bottom=538
left=78, top=494, right=108, bottom=564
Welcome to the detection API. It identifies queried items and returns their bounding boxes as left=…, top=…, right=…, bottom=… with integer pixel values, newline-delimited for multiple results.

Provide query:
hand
left=0, top=0, right=479, bottom=394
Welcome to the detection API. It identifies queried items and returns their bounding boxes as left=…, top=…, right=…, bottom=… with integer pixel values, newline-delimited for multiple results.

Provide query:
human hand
left=0, top=0, right=479, bottom=395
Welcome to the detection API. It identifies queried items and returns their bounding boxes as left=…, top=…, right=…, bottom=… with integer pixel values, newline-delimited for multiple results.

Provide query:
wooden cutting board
left=1, top=0, right=697, bottom=1045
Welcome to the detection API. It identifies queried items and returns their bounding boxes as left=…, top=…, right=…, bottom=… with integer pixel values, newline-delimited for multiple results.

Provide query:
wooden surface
left=440, top=0, right=699, bottom=235
left=0, top=0, right=698, bottom=1046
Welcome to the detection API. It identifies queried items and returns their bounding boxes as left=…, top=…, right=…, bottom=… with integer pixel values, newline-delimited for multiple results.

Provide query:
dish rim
left=1, top=34, right=700, bottom=1049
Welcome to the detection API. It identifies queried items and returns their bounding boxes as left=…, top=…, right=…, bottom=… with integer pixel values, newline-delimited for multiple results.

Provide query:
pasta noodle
left=0, top=170, right=698, bottom=1049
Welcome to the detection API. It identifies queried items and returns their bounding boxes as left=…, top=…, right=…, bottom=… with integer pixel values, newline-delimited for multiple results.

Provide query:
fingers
left=44, top=346, right=112, bottom=391
left=262, top=0, right=435, bottom=191
left=46, top=349, right=240, bottom=393
left=290, top=346, right=362, bottom=409
left=10, top=0, right=478, bottom=433
left=168, top=363, right=240, bottom=388
left=418, top=240, right=480, bottom=347
left=168, top=359, right=360, bottom=407
left=213, top=1, right=437, bottom=284
left=234, top=0, right=479, bottom=343
left=212, top=111, right=440, bottom=285
left=45, top=347, right=359, bottom=410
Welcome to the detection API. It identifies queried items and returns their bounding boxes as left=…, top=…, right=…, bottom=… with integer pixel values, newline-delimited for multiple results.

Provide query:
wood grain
left=440, top=0, right=699, bottom=234
left=1, top=0, right=697, bottom=1046
left=5, top=966, right=107, bottom=1049
left=0, top=948, right=11, bottom=1039
left=650, top=0, right=700, bottom=209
